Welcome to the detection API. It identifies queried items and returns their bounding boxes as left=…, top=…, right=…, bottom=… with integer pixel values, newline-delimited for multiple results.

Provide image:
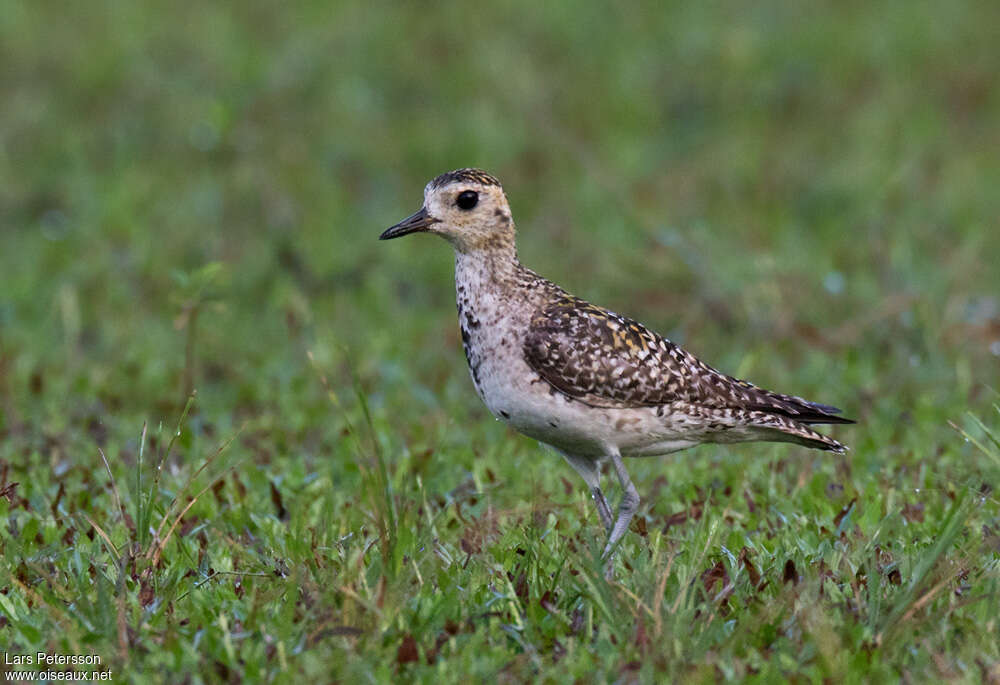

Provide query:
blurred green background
left=2, top=1, right=998, bottom=430
left=3, top=1, right=998, bottom=427
left=2, top=0, right=999, bottom=681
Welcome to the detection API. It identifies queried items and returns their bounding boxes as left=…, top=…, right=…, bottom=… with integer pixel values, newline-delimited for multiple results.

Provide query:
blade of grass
left=949, top=417, right=1000, bottom=467
left=148, top=426, right=243, bottom=557
left=308, top=349, right=399, bottom=576
left=150, top=460, right=245, bottom=567
left=135, top=422, right=147, bottom=548
left=98, top=447, right=128, bottom=526
left=876, top=489, right=970, bottom=644
left=80, top=511, right=121, bottom=561
left=350, top=367, right=398, bottom=575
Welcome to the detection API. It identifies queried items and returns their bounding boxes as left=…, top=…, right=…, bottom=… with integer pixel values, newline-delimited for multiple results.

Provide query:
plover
left=381, top=168, right=852, bottom=566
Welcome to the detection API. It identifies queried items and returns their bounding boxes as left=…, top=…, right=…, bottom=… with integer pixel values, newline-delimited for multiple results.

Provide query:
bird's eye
left=456, top=190, right=479, bottom=210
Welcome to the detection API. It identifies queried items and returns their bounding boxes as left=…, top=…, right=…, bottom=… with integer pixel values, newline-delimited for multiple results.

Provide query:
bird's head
left=380, top=168, right=515, bottom=254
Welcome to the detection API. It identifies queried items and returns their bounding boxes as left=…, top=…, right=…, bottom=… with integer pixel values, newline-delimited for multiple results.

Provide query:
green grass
left=2, top=0, right=1000, bottom=682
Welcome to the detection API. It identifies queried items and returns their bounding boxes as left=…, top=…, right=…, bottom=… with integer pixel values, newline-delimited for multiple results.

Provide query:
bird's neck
left=453, top=244, right=561, bottom=333
left=453, top=244, right=524, bottom=294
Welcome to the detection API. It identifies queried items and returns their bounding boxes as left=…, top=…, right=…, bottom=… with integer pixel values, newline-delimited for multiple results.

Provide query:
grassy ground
left=2, top=0, right=1000, bottom=682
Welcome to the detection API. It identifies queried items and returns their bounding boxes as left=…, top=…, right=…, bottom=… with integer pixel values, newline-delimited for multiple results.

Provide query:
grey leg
left=602, top=449, right=640, bottom=561
left=560, top=452, right=613, bottom=533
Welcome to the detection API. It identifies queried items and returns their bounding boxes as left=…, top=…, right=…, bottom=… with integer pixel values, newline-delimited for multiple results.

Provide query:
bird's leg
left=602, top=449, right=640, bottom=571
left=560, top=452, right=613, bottom=533
left=591, top=486, right=614, bottom=534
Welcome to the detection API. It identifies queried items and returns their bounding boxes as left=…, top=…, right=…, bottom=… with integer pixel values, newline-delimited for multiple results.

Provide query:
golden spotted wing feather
left=522, top=297, right=852, bottom=424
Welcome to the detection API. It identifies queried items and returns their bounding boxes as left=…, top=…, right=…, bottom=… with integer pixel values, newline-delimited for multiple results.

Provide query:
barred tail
left=749, top=412, right=849, bottom=452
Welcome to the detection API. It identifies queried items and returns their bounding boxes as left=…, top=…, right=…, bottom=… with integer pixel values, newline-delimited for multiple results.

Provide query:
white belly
left=471, top=347, right=697, bottom=458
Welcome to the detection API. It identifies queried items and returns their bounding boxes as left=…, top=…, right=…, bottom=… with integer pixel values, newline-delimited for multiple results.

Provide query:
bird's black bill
left=379, top=207, right=438, bottom=240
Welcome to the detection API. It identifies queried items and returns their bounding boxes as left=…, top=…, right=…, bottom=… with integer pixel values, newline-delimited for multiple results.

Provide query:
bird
left=380, top=168, right=853, bottom=571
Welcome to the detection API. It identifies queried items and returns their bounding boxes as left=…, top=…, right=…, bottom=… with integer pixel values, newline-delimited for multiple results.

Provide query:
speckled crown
left=429, top=168, right=501, bottom=189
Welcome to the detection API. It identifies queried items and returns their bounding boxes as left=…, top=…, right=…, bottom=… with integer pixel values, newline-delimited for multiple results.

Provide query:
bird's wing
left=522, top=296, right=852, bottom=424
